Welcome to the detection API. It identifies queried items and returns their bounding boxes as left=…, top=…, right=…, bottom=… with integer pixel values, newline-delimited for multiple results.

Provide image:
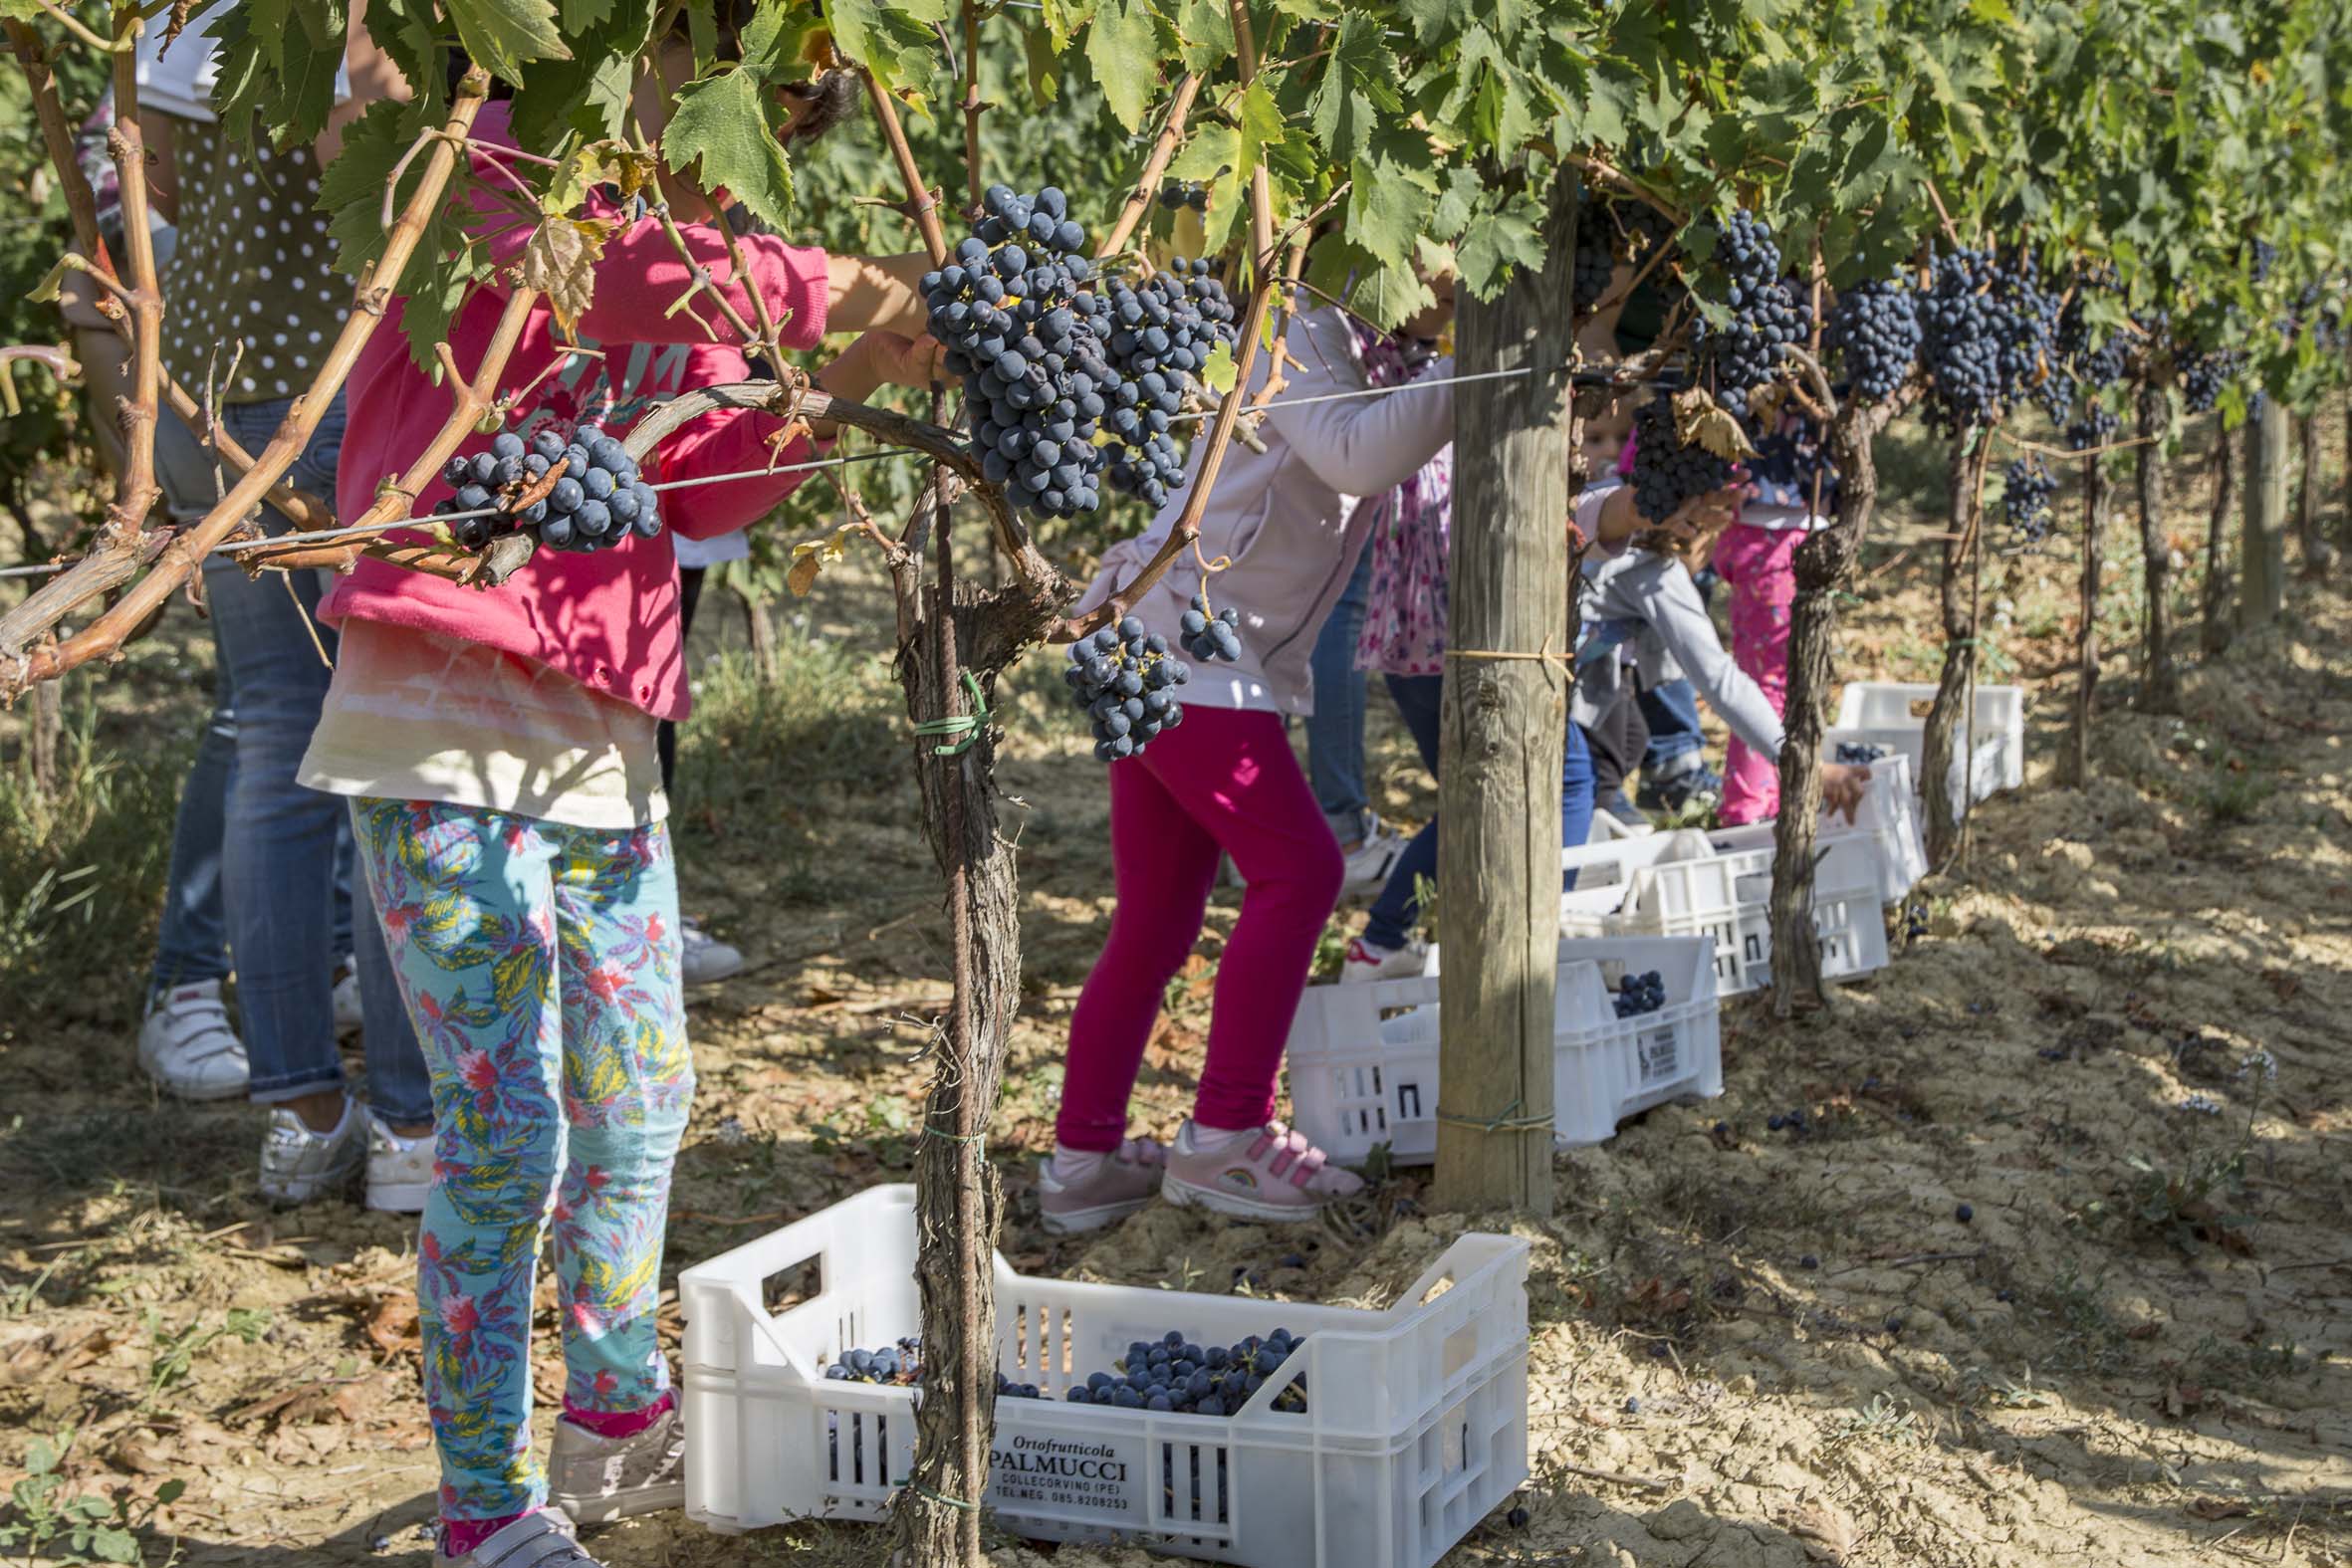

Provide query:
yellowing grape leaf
left=1673, top=388, right=1757, bottom=459
left=787, top=527, right=853, bottom=596
left=517, top=218, right=613, bottom=336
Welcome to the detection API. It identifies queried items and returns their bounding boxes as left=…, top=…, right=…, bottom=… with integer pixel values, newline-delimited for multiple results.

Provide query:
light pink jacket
left=1082, top=304, right=1456, bottom=716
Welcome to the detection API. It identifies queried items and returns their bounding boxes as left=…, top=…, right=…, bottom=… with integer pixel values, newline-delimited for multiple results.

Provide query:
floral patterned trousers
left=353, top=798, right=693, bottom=1524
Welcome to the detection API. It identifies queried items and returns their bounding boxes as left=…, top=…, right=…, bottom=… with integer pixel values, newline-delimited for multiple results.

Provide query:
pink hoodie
left=318, top=104, right=831, bottom=722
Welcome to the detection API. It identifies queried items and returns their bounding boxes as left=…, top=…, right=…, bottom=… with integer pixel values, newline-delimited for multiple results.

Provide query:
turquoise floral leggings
left=353, top=798, right=694, bottom=1524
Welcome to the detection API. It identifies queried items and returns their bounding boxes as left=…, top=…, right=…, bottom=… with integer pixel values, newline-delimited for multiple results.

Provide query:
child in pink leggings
left=1041, top=300, right=1458, bottom=1232
left=1714, top=413, right=1838, bottom=825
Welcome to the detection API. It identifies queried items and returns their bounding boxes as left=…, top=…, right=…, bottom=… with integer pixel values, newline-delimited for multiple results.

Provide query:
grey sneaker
left=1038, top=1138, right=1167, bottom=1234
left=549, top=1401, right=686, bottom=1523
left=434, top=1509, right=601, bottom=1568
left=679, top=919, right=744, bottom=986
left=257, top=1097, right=364, bottom=1207
left=364, top=1114, right=433, bottom=1214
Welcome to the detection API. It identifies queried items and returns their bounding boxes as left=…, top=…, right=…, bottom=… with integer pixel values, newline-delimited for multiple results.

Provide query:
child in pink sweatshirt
left=297, top=78, right=938, bottom=1567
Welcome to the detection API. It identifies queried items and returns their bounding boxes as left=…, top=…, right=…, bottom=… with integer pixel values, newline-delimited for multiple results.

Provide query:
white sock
left=1049, top=1145, right=1106, bottom=1183
left=1180, top=1121, right=1256, bottom=1156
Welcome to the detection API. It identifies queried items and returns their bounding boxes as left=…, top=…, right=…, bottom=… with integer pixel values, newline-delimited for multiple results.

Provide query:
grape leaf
left=561, top=0, right=613, bottom=30
left=1455, top=207, right=1545, bottom=298
left=1674, top=389, right=1758, bottom=459
left=1237, top=81, right=1286, bottom=187
left=662, top=69, right=798, bottom=233
left=445, top=0, right=571, bottom=81
left=1197, top=337, right=1238, bottom=395
left=826, top=0, right=947, bottom=89
left=1169, top=124, right=1238, bottom=183
left=1023, top=21, right=1061, bottom=103
left=1174, top=0, right=1232, bottom=75
left=544, top=140, right=659, bottom=215
left=1305, top=231, right=1431, bottom=331
left=1344, top=157, right=1432, bottom=274
left=1086, top=0, right=1159, bottom=133
left=518, top=218, right=612, bottom=334
left=1308, top=14, right=1402, bottom=165
left=787, top=527, right=852, bottom=595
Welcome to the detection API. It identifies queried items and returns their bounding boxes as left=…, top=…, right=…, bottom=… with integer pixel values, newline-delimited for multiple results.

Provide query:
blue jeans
left=1363, top=674, right=1596, bottom=951
left=1304, top=547, right=1374, bottom=844
left=148, top=394, right=433, bottom=1126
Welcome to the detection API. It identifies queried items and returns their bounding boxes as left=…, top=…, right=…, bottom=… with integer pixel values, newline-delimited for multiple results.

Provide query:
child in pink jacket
left=298, top=86, right=937, bottom=1566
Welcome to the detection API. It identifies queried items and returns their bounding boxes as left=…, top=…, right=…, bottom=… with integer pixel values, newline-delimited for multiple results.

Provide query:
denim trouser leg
left=1304, top=546, right=1374, bottom=845
left=148, top=663, right=237, bottom=993
left=1362, top=676, right=1597, bottom=949
left=1637, top=678, right=1706, bottom=772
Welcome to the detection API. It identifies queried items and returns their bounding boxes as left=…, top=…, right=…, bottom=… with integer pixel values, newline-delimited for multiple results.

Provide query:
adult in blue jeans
left=1302, top=546, right=1405, bottom=886
left=1627, top=565, right=1724, bottom=820
left=123, top=28, right=431, bottom=1211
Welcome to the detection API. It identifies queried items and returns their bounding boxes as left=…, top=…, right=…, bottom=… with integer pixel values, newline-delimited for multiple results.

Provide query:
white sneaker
left=680, top=918, right=744, bottom=985
left=137, top=981, right=249, bottom=1101
left=1338, top=815, right=1408, bottom=891
left=257, top=1097, right=364, bottom=1207
left=1339, top=937, right=1430, bottom=986
left=331, top=958, right=363, bottom=1033
left=364, top=1113, right=432, bottom=1214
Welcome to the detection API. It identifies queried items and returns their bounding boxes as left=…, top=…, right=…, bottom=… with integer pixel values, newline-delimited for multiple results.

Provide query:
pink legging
left=1712, top=523, right=1806, bottom=825
left=1058, top=705, right=1345, bottom=1152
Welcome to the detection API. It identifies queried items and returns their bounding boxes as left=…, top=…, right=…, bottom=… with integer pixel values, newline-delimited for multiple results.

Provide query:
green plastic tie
left=924, top=1121, right=986, bottom=1148
left=912, top=671, right=990, bottom=757
left=1434, top=1096, right=1553, bottom=1135
left=904, top=1481, right=982, bottom=1512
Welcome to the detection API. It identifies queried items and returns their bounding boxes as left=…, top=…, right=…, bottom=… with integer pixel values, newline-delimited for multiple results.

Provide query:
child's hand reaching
left=810, top=332, right=951, bottom=438
left=1659, top=483, right=1744, bottom=542
left=1820, top=761, right=1871, bottom=822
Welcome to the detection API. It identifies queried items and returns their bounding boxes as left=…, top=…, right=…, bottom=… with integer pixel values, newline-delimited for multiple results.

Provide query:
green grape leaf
left=662, top=68, right=798, bottom=232
left=1086, top=0, right=1160, bottom=133
left=1038, top=0, right=1095, bottom=52
left=544, top=140, right=659, bottom=215
left=1344, top=157, right=1432, bottom=274
left=1305, top=231, right=1431, bottom=331
left=1237, top=81, right=1287, bottom=187
left=445, top=0, right=571, bottom=81
left=1455, top=206, right=1545, bottom=298
left=561, top=0, right=614, bottom=30
left=1307, top=14, right=1401, bottom=165
left=403, top=238, right=491, bottom=375
left=1197, top=336, right=1237, bottom=394
left=1023, top=20, right=1062, bottom=103
left=1174, top=0, right=1232, bottom=74
left=1428, top=166, right=1483, bottom=240
left=318, top=100, right=430, bottom=279
left=1169, top=124, right=1238, bottom=184
left=826, top=0, right=947, bottom=89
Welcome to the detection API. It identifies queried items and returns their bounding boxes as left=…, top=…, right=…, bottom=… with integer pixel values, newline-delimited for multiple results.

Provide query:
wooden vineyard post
left=1921, top=429, right=1993, bottom=870
left=2133, top=382, right=2178, bottom=712
left=1434, top=171, right=1576, bottom=1218
left=2240, top=397, right=2287, bottom=628
left=2060, top=440, right=2107, bottom=787
left=2200, top=428, right=2235, bottom=656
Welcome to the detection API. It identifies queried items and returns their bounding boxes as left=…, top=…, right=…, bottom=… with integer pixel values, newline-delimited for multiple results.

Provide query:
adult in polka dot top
left=128, top=8, right=435, bottom=1221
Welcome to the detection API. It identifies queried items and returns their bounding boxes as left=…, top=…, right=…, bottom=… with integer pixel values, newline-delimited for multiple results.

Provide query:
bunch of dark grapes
left=1835, top=741, right=1890, bottom=766
left=1571, top=190, right=1619, bottom=312
left=1918, top=250, right=2007, bottom=434
left=2249, top=238, right=2277, bottom=284
left=1064, top=1327, right=1309, bottom=1416
left=2001, top=456, right=2058, bottom=548
left=1992, top=250, right=2064, bottom=418
left=821, top=1337, right=924, bottom=1385
left=2065, top=406, right=2119, bottom=453
left=1627, top=392, right=1736, bottom=525
left=1826, top=276, right=1922, bottom=403
left=430, top=422, right=660, bottom=553
left=925, top=186, right=1235, bottom=521
left=1100, top=263, right=1238, bottom=501
left=1179, top=590, right=1240, bottom=662
left=1157, top=180, right=1209, bottom=212
left=1065, top=616, right=1190, bottom=761
left=1695, top=209, right=1806, bottom=431
left=1613, top=970, right=1667, bottom=1019
left=2181, top=347, right=2244, bottom=413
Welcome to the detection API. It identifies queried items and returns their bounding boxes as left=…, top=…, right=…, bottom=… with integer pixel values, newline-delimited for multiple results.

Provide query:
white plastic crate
left=1558, top=833, right=1889, bottom=996
left=678, top=1186, right=1530, bottom=1568
left=1285, top=936, right=1723, bottom=1164
left=1706, top=751, right=1927, bottom=905
left=1832, top=679, right=2024, bottom=817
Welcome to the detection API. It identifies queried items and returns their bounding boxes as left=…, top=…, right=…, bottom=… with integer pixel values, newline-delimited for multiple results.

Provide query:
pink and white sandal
left=1163, top=1120, right=1364, bottom=1221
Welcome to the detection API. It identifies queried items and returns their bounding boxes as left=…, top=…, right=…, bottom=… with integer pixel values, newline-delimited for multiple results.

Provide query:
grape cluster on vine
left=2180, top=346, right=2244, bottom=413
left=2065, top=406, right=2120, bottom=453
left=2001, top=456, right=2058, bottom=549
left=430, top=422, right=660, bottom=554
left=1918, top=249, right=2008, bottom=433
left=1992, top=251, right=2064, bottom=419
left=1695, top=209, right=1807, bottom=431
left=1826, top=276, right=1921, bottom=404
left=1627, top=393, right=1737, bottom=524
left=1571, top=189, right=1621, bottom=312
left=1179, top=591, right=1241, bottom=662
left=926, top=185, right=1237, bottom=520
left=1064, top=616, right=1192, bottom=761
